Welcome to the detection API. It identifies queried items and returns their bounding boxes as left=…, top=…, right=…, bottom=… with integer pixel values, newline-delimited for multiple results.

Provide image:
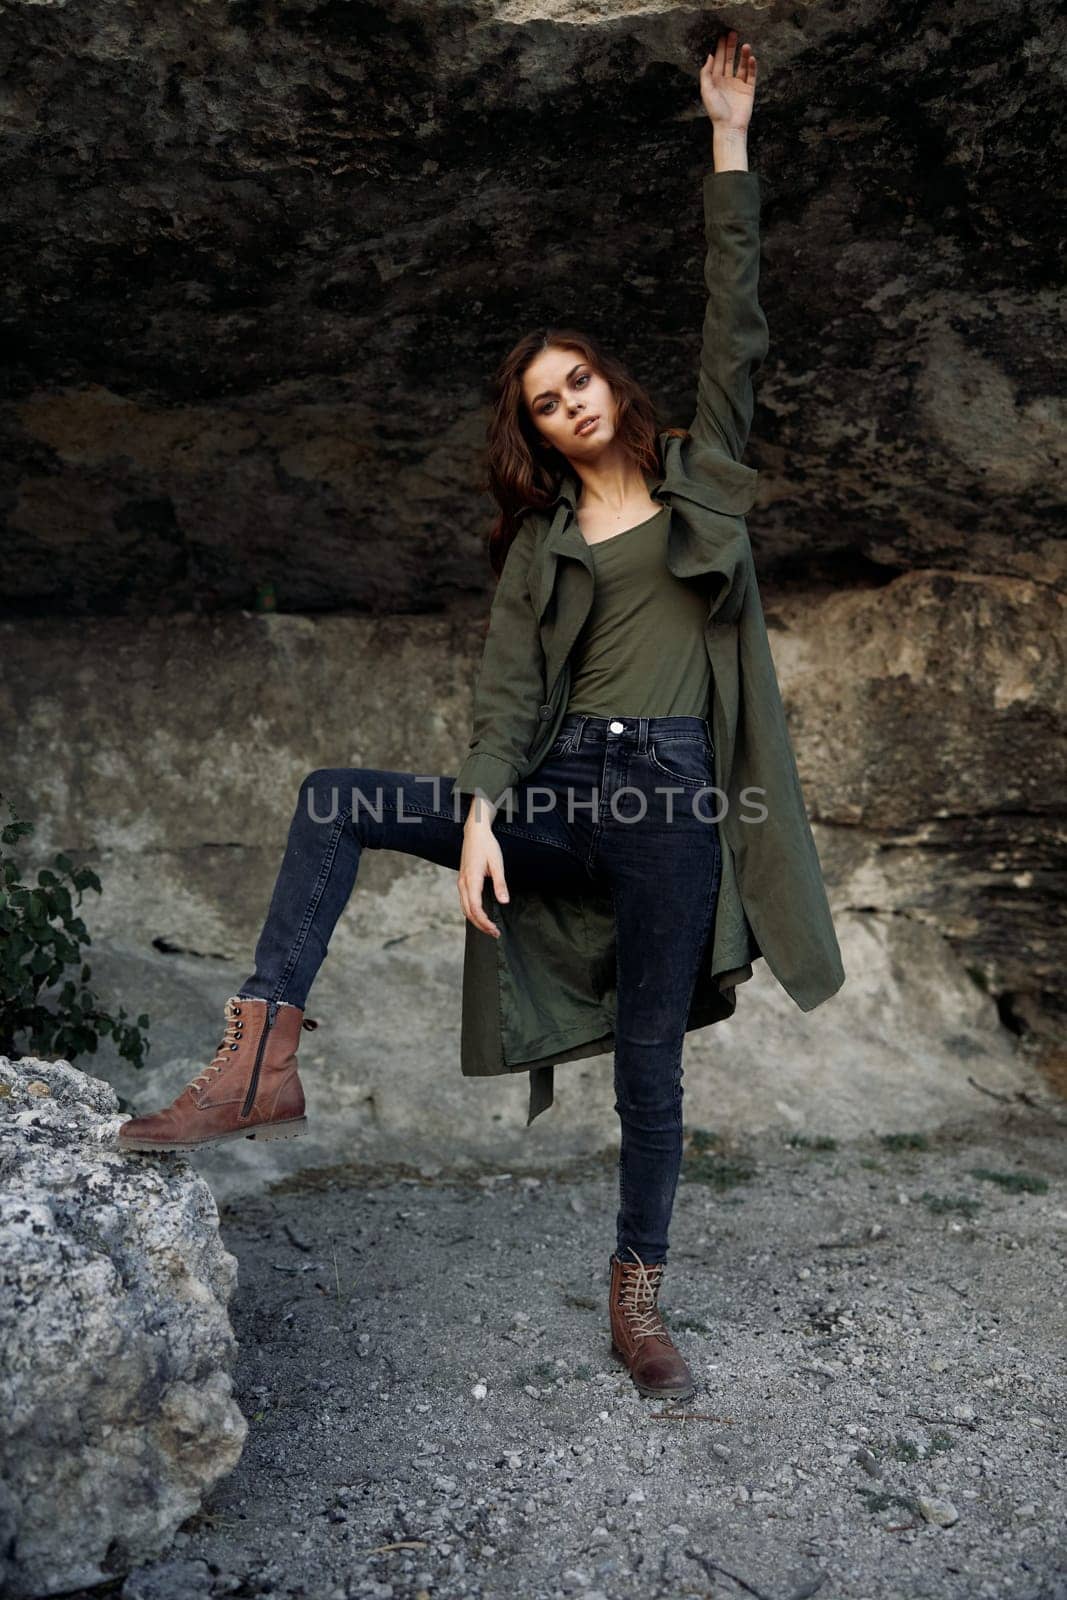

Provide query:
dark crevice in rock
left=994, top=992, right=1029, bottom=1038
left=151, top=936, right=233, bottom=961
left=760, top=548, right=907, bottom=592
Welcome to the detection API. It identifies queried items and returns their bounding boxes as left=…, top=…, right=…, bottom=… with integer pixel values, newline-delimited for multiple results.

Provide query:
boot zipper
left=241, top=998, right=279, bottom=1119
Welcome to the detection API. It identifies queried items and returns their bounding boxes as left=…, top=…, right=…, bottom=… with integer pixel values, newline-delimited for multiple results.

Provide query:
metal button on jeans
left=609, top=719, right=624, bottom=733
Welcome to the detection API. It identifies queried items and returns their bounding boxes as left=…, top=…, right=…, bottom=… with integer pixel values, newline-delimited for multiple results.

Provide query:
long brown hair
left=482, top=327, right=689, bottom=579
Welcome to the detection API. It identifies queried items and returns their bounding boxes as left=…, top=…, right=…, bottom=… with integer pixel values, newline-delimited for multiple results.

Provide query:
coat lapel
left=538, top=507, right=591, bottom=616
left=533, top=432, right=757, bottom=630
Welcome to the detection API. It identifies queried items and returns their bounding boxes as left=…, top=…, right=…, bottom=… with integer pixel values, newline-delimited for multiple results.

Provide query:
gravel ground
left=82, top=1106, right=1066, bottom=1600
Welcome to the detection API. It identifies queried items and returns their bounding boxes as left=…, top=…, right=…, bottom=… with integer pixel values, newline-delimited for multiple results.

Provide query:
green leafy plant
left=0, top=793, right=150, bottom=1068
left=880, top=1131, right=929, bottom=1153
left=920, top=1191, right=982, bottom=1219
left=968, top=1167, right=1048, bottom=1195
left=684, top=1127, right=757, bottom=1189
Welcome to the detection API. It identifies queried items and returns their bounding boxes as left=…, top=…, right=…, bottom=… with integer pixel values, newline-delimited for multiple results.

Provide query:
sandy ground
left=72, top=1104, right=1065, bottom=1600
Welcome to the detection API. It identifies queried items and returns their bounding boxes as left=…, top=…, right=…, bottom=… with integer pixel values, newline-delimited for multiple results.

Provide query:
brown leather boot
left=608, top=1247, right=697, bottom=1401
left=118, top=996, right=318, bottom=1153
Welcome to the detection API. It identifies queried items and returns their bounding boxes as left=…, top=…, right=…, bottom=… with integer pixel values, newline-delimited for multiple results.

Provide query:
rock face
left=0, top=1, right=1061, bottom=616
left=0, top=1054, right=247, bottom=1597
left=0, top=1, right=1062, bottom=1172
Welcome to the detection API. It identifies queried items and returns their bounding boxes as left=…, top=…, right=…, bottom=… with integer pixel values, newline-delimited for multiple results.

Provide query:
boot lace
left=617, top=1247, right=669, bottom=1341
left=188, top=997, right=246, bottom=1093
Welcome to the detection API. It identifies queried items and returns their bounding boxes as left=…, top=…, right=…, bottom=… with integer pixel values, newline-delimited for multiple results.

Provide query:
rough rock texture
left=0, top=0, right=1062, bottom=615
left=0, top=1054, right=247, bottom=1597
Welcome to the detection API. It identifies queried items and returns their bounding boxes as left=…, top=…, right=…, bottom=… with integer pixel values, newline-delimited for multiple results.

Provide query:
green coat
left=454, top=169, right=846, bottom=1127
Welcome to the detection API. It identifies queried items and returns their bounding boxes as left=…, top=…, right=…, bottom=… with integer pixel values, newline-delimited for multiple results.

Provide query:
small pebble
left=917, top=1495, right=959, bottom=1528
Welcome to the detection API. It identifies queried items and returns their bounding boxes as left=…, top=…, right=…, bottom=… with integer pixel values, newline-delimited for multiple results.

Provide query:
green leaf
left=1, top=802, right=153, bottom=1072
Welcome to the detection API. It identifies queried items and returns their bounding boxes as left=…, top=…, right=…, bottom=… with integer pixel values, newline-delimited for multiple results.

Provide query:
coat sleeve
left=453, top=519, right=547, bottom=814
left=688, top=168, right=769, bottom=462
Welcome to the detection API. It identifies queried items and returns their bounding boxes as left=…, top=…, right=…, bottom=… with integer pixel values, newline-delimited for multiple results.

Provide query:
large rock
left=0, top=0, right=1060, bottom=615
left=0, top=1054, right=247, bottom=1597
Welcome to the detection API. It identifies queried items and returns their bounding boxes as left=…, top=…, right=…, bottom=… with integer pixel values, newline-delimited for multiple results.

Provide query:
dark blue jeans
left=238, top=712, right=723, bottom=1264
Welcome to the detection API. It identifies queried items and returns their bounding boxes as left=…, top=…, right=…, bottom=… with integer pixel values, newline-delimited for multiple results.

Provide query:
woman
left=121, top=34, right=842, bottom=1403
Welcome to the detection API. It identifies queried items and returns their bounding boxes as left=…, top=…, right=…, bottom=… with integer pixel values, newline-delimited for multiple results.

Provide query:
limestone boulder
left=0, top=1054, right=247, bottom=1597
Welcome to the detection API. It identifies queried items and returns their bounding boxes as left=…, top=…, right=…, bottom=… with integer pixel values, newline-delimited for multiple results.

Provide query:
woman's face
left=521, top=347, right=618, bottom=464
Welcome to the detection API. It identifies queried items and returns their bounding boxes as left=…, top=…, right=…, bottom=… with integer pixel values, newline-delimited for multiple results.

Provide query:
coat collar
left=534, top=431, right=758, bottom=583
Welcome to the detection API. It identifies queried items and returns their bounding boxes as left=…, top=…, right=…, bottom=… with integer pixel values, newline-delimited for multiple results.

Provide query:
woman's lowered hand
left=458, top=812, right=509, bottom=939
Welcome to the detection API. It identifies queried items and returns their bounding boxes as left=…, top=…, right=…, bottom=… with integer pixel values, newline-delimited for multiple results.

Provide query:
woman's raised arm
left=689, top=34, right=768, bottom=461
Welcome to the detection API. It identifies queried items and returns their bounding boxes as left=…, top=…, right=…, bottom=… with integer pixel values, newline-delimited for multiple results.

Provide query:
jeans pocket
left=647, top=737, right=713, bottom=787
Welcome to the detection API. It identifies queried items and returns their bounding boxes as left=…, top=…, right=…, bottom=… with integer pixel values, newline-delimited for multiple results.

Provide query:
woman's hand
left=700, top=30, right=757, bottom=131
left=458, top=816, right=509, bottom=939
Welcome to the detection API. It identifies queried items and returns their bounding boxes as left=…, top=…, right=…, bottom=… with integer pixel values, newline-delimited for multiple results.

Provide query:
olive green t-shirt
left=565, top=504, right=712, bottom=718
